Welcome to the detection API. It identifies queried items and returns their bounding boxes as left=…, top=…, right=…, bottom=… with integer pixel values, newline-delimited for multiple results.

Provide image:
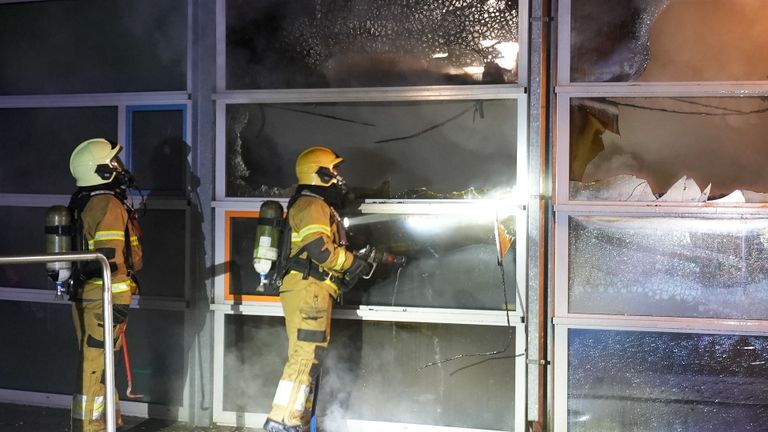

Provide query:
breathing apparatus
left=45, top=138, right=140, bottom=298
left=253, top=200, right=285, bottom=290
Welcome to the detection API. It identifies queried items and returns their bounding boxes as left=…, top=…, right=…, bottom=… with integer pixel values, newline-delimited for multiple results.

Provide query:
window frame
left=0, top=91, right=192, bottom=420
left=554, top=2, right=768, bottom=430
left=211, top=1, right=531, bottom=429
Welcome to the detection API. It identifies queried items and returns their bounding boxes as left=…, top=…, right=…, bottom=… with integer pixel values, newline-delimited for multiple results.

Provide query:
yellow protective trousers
left=268, top=272, right=334, bottom=427
left=71, top=282, right=133, bottom=432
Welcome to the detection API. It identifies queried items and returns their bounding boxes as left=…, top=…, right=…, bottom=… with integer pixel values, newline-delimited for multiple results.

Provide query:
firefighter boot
left=263, top=418, right=308, bottom=432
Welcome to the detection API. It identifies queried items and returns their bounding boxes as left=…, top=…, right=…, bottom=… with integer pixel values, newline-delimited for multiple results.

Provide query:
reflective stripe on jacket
left=81, top=194, right=143, bottom=285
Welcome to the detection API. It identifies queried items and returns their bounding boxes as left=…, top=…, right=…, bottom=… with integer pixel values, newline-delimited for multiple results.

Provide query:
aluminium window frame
left=555, top=4, right=768, bottom=428
left=210, top=90, right=529, bottom=432
left=0, top=92, right=193, bottom=421
left=553, top=89, right=768, bottom=431
left=211, top=0, right=531, bottom=429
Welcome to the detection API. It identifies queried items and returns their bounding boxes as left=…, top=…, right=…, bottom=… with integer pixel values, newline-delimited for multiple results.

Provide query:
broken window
left=570, top=0, right=768, bottom=83
left=225, top=100, right=518, bottom=199
left=226, top=0, right=520, bottom=88
left=568, top=97, right=768, bottom=202
left=568, top=215, right=768, bottom=319
left=569, top=329, right=768, bottom=432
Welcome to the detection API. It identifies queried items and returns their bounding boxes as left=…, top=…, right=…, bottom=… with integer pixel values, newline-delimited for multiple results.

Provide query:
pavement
left=0, top=403, right=263, bottom=432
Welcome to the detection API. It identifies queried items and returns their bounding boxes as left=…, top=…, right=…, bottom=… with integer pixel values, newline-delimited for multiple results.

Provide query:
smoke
left=639, top=0, right=768, bottom=81
left=222, top=316, right=286, bottom=413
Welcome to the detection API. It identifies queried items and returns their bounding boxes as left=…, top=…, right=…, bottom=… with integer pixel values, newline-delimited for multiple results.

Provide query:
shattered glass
left=571, top=0, right=768, bottom=82
left=226, top=0, right=519, bottom=88
left=569, top=97, right=768, bottom=201
left=569, top=215, right=768, bottom=319
left=569, top=329, right=768, bottom=432
left=225, top=101, right=518, bottom=199
left=570, top=0, right=667, bottom=82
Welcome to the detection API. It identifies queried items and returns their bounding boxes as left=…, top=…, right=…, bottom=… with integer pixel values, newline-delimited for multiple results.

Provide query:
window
left=566, top=328, right=768, bottom=432
left=226, top=0, right=521, bottom=89
left=0, top=0, right=187, bottom=95
left=223, top=100, right=518, bottom=199
left=0, top=107, right=117, bottom=195
left=223, top=315, right=521, bottom=430
left=556, top=2, right=768, bottom=431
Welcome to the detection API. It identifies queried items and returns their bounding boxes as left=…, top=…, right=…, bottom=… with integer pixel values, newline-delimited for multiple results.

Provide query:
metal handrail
left=0, top=252, right=116, bottom=432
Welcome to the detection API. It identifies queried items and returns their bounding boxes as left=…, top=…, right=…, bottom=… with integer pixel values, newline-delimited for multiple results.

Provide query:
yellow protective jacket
left=286, top=193, right=355, bottom=297
left=80, top=193, right=143, bottom=295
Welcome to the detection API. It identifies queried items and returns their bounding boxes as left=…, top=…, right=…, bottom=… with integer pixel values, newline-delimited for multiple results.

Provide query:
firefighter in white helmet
left=263, top=147, right=373, bottom=432
left=68, top=138, right=143, bottom=432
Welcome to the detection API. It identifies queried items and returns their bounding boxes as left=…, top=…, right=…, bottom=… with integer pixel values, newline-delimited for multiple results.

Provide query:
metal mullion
left=0, top=92, right=189, bottom=108
left=213, top=85, right=525, bottom=104
left=0, top=193, right=189, bottom=210
left=516, top=0, right=530, bottom=87
left=554, top=315, right=768, bottom=335
left=213, top=101, right=227, bottom=201
left=556, top=82, right=768, bottom=97
left=0, top=194, right=69, bottom=208
left=211, top=310, right=226, bottom=426
left=214, top=0, right=226, bottom=92
left=0, top=286, right=188, bottom=311
left=213, top=206, right=227, bottom=304
left=553, top=211, right=569, bottom=319
left=552, top=325, right=569, bottom=432
left=554, top=92, right=571, bottom=206
left=210, top=302, right=523, bottom=326
left=556, top=0, right=572, bottom=86
left=555, top=202, right=768, bottom=215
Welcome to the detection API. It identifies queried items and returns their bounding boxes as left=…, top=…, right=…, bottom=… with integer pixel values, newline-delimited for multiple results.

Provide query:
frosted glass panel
left=569, top=329, right=768, bottom=432
left=224, top=315, right=516, bottom=430
left=569, top=216, right=768, bottom=319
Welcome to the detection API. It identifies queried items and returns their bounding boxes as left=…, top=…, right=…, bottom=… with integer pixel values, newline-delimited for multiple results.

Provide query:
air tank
left=45, top=205, right=73, bottom=295
left=253, top=200, right=284, bottom=290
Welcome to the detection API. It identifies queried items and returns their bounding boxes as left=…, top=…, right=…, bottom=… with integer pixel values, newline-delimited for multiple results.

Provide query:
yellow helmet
left=295, top=146, right=344, bottom=186
left=69, top=138, right=125, bottom=187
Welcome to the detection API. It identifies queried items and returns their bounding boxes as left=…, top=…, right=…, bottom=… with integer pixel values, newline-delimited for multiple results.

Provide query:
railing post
left=0, top=252, right=117, bottom=432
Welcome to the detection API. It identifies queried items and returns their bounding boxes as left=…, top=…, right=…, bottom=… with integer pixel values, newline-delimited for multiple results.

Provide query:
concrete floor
left=0, top=403, right=263, bottom=432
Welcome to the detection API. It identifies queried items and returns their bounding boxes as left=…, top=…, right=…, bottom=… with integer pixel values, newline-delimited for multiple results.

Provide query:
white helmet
left=69, top=138, right=125, bottom=187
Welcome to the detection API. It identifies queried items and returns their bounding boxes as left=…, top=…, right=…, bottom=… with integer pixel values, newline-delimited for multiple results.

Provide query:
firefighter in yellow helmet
left=68, top=138, right=143, bottom=432
left=263, top=147, right=373, bottom=432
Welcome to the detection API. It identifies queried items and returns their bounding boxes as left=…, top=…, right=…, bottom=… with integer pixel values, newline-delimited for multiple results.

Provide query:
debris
left=657, top=176, right=708, bottom=202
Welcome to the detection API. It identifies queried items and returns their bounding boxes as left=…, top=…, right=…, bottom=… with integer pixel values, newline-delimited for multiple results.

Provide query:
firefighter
left=68, top=138, right=143, bottom=432
left=263, top=147, right=373, bottom=432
